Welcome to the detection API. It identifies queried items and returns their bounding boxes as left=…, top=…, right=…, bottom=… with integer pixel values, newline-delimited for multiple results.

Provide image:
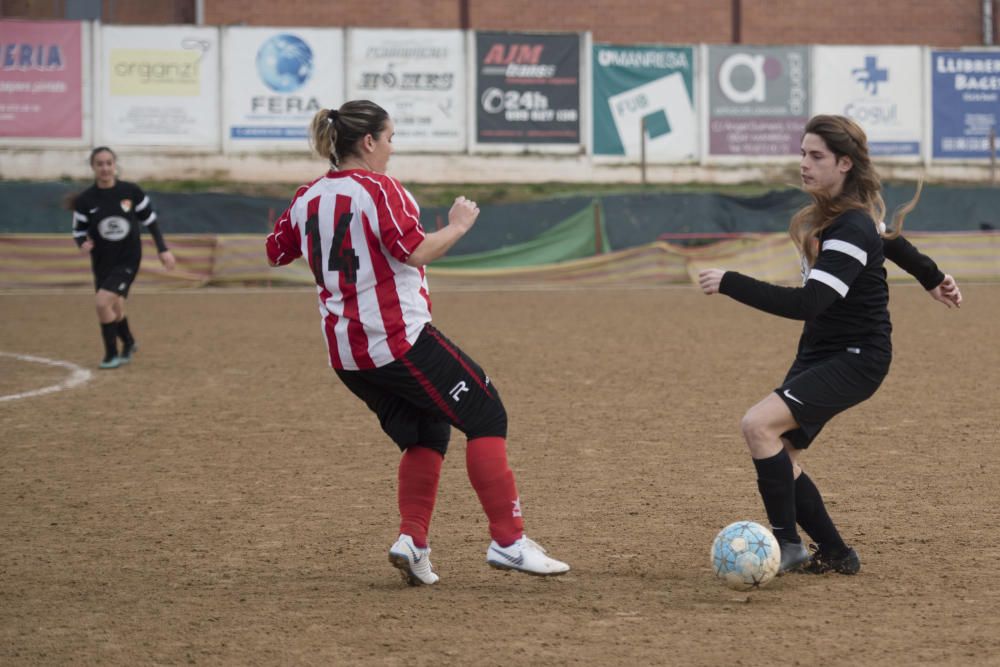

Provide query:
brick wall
left=2, top=0, right=998, bottom=46
left=1, top=0, right=194, bottom=23
left=202, top=0, right=997, bottom=46
left=1, top=0, right=60, bottom=19
left=468, top=0, right=732, bottom=44
left=203, top=0, right=460, bottom=29
left=112, top=0, right=195, bottom=24
left=739, top=0, right=987, bottom=46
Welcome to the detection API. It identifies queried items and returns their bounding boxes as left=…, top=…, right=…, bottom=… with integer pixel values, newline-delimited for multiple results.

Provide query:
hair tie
left=327, top=109, right=339, bottom=123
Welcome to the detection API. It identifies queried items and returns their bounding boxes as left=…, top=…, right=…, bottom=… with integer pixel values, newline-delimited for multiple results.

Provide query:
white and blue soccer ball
left=711, top=521, right=781, bottom=591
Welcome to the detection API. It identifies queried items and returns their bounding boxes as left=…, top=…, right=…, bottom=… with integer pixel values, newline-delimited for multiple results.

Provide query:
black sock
left=100, top=322, right=118, bottom=361
left=117, top=317, right=135, bottom=347
left=752, top=449, right=799, bottom=544
left=795, top=472, right=848, bottom=555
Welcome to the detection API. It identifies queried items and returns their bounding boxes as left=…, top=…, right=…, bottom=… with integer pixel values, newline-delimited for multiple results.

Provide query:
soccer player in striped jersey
left=71, top=147, right=176, bottom=369
left=266, top=101, right=569, bottom=586
left=697, top=115, right=959, bottom=576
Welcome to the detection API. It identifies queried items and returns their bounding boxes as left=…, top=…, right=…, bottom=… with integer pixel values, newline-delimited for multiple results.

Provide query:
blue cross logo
left=851, top=56, right=888, bottom=96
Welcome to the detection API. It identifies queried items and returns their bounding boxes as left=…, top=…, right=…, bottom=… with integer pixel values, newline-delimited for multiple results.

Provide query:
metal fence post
left=640, top=116, right=647, bottom=186
left=991, top=127, right=997, bottom=187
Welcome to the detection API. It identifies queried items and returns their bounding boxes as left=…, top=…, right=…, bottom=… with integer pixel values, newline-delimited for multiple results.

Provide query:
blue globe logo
left=256, top=34, right=313, bottom=93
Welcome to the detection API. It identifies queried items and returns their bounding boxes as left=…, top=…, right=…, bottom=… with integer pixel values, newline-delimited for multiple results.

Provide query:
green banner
left=432, top=202, right=608, bottom=269
left=592, top=44, right=695, bottom=160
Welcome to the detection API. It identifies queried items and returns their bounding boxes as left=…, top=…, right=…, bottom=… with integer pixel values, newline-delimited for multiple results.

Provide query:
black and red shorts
left=335, top=324, right=506, bottom=455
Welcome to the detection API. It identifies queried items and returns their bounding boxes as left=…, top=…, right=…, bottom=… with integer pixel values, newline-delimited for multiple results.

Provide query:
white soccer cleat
left=388, top=534, right=439, bottom=586
left=486, top=535, right=570, bottom=576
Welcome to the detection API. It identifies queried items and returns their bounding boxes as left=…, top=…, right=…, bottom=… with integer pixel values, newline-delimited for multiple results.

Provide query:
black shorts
left=334, top=324, right=507, bottom=456
left=776, top=347, right=891, bottom=449
left=94, top=265, right=138, bottom=297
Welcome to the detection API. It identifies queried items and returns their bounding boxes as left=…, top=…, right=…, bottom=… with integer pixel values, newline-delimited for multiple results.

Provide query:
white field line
left=0, top=351, right=93, bottom=403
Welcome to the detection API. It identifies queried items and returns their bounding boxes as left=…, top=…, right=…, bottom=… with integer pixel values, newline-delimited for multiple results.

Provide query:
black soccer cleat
left=801, top=544, right=861, bottom=575
left=776, top=539, right=810, bottom=574
left=120, top=342, right=138, bottom=363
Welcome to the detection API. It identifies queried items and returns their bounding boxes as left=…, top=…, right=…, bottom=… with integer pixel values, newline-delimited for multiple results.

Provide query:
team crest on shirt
left=120, top=199, right=132, bottom=213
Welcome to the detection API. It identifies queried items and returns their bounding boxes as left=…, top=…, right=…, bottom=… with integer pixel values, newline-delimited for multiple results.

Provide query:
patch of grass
left=63, top=179, right=778, bottom=206
left=141, top=179, right=296, bottom=197
left=410, top=182, right=785, bottom=206
left=53, top=177, right=954, bottom=208
left=49, top=177, right=298, bottom=198
left=39, top=177, right=781, bottom=204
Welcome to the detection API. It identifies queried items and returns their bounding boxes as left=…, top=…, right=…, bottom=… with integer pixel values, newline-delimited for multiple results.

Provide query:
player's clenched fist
left=449, top=196, right=480, bottom=231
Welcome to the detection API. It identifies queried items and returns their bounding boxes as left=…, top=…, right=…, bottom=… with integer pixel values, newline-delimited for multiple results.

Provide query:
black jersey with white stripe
left=883, top=234, right=944, bottom=290
left=71, top=180, right=164, bottom=274
left=804, top=210, right=890, bottom=354
left=720, top=209, right=891, bottom=357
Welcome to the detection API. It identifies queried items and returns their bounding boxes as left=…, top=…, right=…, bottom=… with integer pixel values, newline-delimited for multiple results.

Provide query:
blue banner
left=230, top=127, right=308, bottom=138
left=931, top=50, right=1000, bottom=159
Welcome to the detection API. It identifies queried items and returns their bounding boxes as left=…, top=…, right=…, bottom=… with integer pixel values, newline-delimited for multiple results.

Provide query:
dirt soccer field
left=2, top=284, right=998, bottom=666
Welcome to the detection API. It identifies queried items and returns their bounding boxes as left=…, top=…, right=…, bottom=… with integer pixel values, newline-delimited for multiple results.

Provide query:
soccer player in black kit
left=698, top=115, right=961, bottom=577
left=71, top=147, right=176, bottom=368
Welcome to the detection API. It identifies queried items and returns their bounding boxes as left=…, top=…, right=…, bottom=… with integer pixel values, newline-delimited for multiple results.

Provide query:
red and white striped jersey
left=266, top=169, right=431, bottom=370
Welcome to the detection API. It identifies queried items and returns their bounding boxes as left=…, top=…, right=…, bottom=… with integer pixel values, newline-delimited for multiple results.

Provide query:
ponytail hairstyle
left=310, top=100, right=389, bottom=168
left=789, top=114, right=921, bottom=266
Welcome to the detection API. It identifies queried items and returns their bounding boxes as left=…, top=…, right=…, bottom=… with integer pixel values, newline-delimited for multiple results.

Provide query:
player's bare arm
left=406, top=196, right=480, bottom=267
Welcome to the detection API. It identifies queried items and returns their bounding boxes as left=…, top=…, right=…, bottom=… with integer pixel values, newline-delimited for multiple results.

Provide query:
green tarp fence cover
left=432, top=201, right=610, bottom=269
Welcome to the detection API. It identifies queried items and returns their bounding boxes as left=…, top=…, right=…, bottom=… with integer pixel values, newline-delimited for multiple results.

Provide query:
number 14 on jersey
left=304, top=199, right=360, bottom=286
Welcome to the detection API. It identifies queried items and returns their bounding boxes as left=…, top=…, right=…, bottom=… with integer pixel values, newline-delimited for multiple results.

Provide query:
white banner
left=346, top=29, right=465, bottom=152
left=98, top=25, right=220, bottom=147
left=811, top=46, right=923, bottom=158
left=222, top=27, right=344, bottom=152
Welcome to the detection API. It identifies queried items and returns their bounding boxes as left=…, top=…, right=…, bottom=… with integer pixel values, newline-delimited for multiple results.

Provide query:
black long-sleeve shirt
left=72, top=180, right=167, bottom=276
left=883, top=234, right=944, bottom=290
left=720, top=210, right=892, bottom=357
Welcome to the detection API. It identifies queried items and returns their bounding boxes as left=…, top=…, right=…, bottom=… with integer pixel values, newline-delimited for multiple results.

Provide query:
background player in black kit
left=70, top=146, right=176, bottom=368
left=697, top=115, right=959, bottom=576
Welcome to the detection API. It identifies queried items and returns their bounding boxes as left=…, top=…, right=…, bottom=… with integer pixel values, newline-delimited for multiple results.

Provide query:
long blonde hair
left=790, top=115, right=921, bottom=266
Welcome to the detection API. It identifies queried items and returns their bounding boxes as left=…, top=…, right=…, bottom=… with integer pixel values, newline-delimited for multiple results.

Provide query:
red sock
left=397, top=446, right=443, bottom=548
left=466, top=436, right=524, bottom=547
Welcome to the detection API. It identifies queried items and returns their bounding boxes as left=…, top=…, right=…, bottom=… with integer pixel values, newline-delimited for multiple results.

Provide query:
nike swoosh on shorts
left=783, top=389, right=804, bottom=405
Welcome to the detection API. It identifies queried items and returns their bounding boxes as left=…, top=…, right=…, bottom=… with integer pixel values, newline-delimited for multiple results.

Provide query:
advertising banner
left=223, top=27, right=344, bottom=152
left=707, top=45, right=809, bottom=157
left=931, top=50, right=1000, bottom=159
left=347, top=29, right=465, bottom=152
left=0, top=20, right=83, bottom=139
left=812, top=46, right=923, bottom=157
left=592, top=44, right=695, bottom=161
left=475, top=32, right=580, bottom=145
left=99, top=25, right=219, bottom=147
